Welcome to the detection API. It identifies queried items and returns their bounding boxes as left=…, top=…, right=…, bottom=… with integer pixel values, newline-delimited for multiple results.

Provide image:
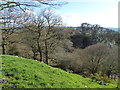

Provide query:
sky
left=0, top=0, right=118, bottom=28
left=54, top=0, right=119, bottom=28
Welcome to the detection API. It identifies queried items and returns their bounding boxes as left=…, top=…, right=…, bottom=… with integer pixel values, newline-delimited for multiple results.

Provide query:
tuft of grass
left=1, top=55, right=117, bottom=88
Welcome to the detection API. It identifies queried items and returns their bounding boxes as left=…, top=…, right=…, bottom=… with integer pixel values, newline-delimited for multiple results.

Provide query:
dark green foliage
left=70, top=34, right=92, bottom=49
left=77, top=23, right=119, bottom=46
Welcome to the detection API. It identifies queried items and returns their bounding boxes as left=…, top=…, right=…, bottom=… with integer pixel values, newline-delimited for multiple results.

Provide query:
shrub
left=90, top=73, right=110, bottom=85
left=7, top=45, right=20, bottom=56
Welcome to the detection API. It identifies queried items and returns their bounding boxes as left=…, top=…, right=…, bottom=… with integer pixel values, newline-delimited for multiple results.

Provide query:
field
left=1, top=55, right=117, bottom=88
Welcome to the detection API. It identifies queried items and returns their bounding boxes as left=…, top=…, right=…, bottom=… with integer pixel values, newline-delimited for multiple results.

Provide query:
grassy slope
left=1, top=55, right=117, bottom=88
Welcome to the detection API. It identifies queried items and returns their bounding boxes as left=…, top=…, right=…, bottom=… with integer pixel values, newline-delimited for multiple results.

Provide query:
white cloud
left=60, top=6, right=118, bottom=28
left=61, top=13, right=82, bottom=26
left=86, top=7, right=118, bottom=28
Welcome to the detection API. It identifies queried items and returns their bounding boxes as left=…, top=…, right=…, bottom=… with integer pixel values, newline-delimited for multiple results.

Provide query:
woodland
left=0, top=0, right=119, bottom=88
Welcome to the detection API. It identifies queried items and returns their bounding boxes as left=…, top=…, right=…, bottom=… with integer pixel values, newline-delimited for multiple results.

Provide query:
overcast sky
left=55, top=0, right=118, bottom=28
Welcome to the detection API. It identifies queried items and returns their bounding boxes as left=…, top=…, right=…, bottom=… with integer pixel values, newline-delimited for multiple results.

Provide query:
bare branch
left=0, top=0, right=67, bottom=11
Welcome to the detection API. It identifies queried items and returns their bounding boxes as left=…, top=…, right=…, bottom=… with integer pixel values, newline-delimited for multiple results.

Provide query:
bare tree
left=0, top=0, right=66, bottom=11
left=41, top=8, right=62, bottom=64
left=22, top=8, right=62, bottom=64
left=83, top=43, right=110, bottom=75
left=102, top=48, right=118, bottom=79
left=0, top=8, right=23, bottom=54
left=20, top=15, right=44, bottom=61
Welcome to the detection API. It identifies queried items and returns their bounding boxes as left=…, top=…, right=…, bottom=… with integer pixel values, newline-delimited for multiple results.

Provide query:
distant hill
left=108, top=28, right=118, bottom=31
left=1, top=55, right=117, bottom=88
left=69, top=27, right=119, bottom=32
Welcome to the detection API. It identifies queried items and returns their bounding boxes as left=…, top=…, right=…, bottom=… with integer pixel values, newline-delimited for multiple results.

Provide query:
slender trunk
left=37, top=27, right=43, bottom=62
left=33, top=54, right=37, bottom=60
left=37, top=41, right=43, bottom=62
left=113, top=74, right=117, bottom=80
left=107, top=70, right=111, bottom=78
left=45, top=40, right=48, bottom=64
left=32, top=49, right=37, bottom=60
left=2, top=43, right=5, bottom=54
left=39, top=47, right=43, bottom=62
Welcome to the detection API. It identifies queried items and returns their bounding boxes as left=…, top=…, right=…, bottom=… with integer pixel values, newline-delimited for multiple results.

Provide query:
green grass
left=1, top=55, right=117, bottom=88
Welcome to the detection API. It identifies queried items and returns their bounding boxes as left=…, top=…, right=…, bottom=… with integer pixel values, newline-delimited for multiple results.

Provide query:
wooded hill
left=0, top=7, right=119, bottom=88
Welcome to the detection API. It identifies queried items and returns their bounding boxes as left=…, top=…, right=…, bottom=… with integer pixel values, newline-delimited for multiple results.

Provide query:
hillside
left=1, top=55, right=117, bottom=88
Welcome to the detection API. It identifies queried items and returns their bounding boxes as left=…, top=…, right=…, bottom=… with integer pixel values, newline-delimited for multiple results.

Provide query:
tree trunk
left=107, top=70, right=111, bottom=78
left=2, top=43, right=5, bottom=54
left=45, top=40, right=48, bottom=64
left=39, top=47, right=43, bottom=62
left=32, top=50, right=37, bottom=60
left=113, top=74, right=117, bottom=80
left=37, top=41, right=43, bottom=62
